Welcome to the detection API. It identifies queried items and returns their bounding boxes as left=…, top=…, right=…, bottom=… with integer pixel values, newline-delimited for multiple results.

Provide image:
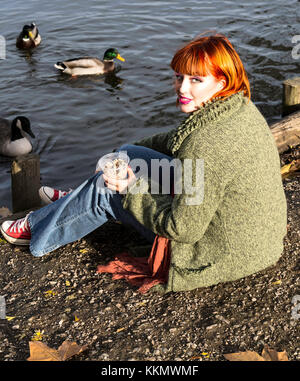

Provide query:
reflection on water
left=0, top=0, right=299, bottom=208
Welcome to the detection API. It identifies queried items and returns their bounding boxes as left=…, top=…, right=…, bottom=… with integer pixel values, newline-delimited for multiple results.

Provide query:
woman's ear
left=218, top=78, right=226, bottom=91
left=218, top=78, right=226, bottom=90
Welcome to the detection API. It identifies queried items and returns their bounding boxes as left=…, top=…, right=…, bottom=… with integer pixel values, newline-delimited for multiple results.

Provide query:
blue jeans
left=28, top=144, right=174, bottom=257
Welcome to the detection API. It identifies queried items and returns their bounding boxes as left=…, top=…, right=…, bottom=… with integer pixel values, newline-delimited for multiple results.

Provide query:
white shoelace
left=10, top=213, right=31, bottom=233
left=56, top=188, right=72, bottom=199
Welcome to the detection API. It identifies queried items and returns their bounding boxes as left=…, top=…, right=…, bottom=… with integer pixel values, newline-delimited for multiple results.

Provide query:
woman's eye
left=191, top=77, right=202, bottom=83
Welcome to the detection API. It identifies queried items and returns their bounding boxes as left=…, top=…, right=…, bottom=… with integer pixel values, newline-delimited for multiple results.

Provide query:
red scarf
left=97, top=235, right=171, bottom=294
left=97, top=188, right=173, bottom=293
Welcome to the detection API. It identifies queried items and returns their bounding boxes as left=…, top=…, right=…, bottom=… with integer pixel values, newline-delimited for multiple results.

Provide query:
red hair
left=170, top=34, right=251, bottom=101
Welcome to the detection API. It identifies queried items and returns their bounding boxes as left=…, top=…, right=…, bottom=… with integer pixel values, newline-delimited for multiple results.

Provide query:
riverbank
left=0, top=149, right=299, bottom=362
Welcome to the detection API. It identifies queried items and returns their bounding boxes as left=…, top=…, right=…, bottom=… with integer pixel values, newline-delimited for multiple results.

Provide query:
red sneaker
left=1, top=214, right=31, bottom=245
left=39, top=186, right=72, bottom=205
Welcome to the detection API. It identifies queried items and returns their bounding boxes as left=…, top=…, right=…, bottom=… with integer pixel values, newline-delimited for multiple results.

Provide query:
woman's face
left=174, top=72, right=225, bottom=113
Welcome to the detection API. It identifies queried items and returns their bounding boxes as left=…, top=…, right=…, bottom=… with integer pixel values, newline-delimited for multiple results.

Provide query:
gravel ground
left=0, top=148, right=299, bottom=362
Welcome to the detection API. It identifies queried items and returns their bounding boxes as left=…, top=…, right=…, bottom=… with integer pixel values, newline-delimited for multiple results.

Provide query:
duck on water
left=54, top=48, right=125, bottom=76
left=0, top=116, right=35, bottom=157
left=16, top=22, right=41, bottom=49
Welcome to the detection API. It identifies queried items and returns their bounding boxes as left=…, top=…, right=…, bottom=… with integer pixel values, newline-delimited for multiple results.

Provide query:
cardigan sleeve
left=122, top=158, right=225, bottom=244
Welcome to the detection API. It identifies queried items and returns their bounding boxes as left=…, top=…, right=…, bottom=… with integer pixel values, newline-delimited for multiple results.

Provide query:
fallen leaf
left=272, top=280, right=282, bottom=285
left=261, top=346, right=289, bottom=361
left=27, top=341, right=61, bottom=361
left=31, top=330, right=45, bottom=341
left=190, top=352, right=210, bottom=360
left=6, top=316, right=15, bottom=321
left=79, top=249, right=88, bottom=253
left=224, top=346, right=289, bottom=361
left=65, top=280, right=71, bottom=286
left=27, top=340, right=87, bottom=361
left=74, top=315, right=80, bottom=322
left=57, top=341, right=87, bottom=361
left=116, top=327, right=126, bottom=333
left=224, top=350, right=265, bottom=361
left=0, top=207, right=12, bottom=218
left=281, top=159, right=300, bottom=179
left=44, top=290, right=57, bottom=297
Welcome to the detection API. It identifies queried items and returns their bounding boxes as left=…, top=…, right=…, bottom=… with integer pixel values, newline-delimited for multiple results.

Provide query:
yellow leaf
left=280, top=162, right=293, bottom=175
left=201, top=352, right=210, bottom=357
left=65, top=280, right=71, bottom=287
left=272, top=280, right=282, bottom=285
left=74, top=315, right=80, bottom=322
left=6, top=316, right=15, bottom=321
left=44, top=290, right=57, bottom=297
left=190, top=352, right=210, bottom=360
left=281, top=159, right=300, bottom=179
left=116, top=327, right=125, bottom=333
left=31, top=330, right=44, bottom=341
left=79, top=249, right=88, bottom=253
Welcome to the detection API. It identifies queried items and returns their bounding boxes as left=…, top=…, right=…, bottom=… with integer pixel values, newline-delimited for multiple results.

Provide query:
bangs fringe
left=170, top=35, right=251, bottom=101
left=171, top=47, right=211, bottom=77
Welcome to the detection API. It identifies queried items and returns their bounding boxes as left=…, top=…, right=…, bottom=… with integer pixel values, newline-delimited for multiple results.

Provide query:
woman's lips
left=178, top=95, right=192, bottom=105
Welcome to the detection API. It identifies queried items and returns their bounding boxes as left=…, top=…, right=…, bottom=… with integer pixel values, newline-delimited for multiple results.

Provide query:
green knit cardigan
left=122, top=92, right=287, bottom=292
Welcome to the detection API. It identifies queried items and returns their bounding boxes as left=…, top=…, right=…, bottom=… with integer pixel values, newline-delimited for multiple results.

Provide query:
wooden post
left=282, top=77, right=300, bottom=117
left=11, top=153, right=41, bottom=213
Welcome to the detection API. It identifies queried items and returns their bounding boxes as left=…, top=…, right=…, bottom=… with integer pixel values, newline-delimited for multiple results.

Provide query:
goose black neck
left=11, top=122, right=24, bottom=141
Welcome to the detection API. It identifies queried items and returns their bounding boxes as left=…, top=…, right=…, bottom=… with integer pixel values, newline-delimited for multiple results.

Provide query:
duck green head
left=103, top=48, right=125, bottom=62
left=21, top=23, right=36, bottom=40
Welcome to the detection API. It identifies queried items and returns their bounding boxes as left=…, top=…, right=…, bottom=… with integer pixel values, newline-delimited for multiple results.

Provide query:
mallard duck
left=54, top=48, right=125, bottom=76
left=16, top=22, right=41, bottom=49
left=0, top=116, right=35, bottom=157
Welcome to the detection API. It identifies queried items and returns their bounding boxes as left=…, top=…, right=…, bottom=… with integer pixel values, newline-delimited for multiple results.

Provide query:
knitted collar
left=168, top=91, right=245, bottom=155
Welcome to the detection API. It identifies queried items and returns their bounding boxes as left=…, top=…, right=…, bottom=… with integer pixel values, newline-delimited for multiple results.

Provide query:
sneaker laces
left=53, top=188, right=72, bottom=200
left=10, top=213, right=31, bottom=233
left=58, top=190, right=69, bottom=197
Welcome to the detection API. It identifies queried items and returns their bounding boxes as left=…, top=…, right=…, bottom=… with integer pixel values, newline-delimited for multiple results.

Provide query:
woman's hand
left=102, top=166, right=137, bottom=194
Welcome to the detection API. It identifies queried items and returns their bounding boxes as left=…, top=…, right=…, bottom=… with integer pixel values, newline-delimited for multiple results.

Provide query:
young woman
left=1, top=34, right=287, bottom=293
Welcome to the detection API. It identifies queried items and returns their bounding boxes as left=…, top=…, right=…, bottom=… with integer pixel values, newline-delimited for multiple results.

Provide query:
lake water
left=0, top=0, right=299, bottom=208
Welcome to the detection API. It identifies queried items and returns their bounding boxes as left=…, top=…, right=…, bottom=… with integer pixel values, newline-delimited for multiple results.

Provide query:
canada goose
left=54, top=48, right=125, bottom=76
left=16, top=22, right=41, bottom=49
left=0, top=116, right=35, bottom=157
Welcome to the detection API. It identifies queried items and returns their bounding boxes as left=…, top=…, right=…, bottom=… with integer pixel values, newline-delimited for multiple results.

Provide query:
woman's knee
left=117, top=144, right=135, bottom=152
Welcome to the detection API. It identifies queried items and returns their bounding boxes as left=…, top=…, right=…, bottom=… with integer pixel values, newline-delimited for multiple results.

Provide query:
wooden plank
left=11, top=153, right=41, bottom=213
left=270, top=110, right=300, bottom=153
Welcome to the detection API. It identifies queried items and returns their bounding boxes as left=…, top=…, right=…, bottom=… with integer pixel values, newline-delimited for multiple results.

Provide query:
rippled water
left=0, top=0, right=299, bottom=208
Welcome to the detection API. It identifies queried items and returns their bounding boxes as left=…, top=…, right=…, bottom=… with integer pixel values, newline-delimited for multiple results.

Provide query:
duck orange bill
left=117, top=54, right=125, bottom=62
left=28, top=31, right=34, bottom=39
